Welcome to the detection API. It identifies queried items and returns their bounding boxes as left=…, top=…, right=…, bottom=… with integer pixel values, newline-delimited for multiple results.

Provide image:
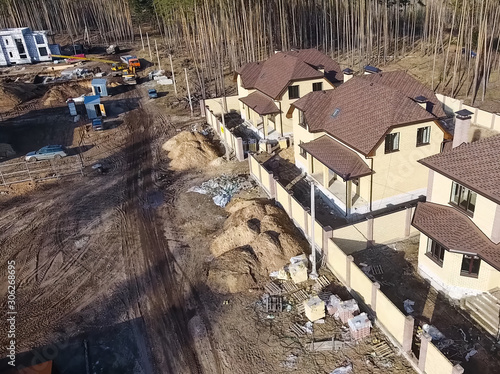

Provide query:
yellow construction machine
left=50, top=54, right=127, bottom=71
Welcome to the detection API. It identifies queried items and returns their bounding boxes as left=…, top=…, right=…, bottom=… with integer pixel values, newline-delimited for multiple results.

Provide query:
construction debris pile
left=162, top=130, right=222, bottom=171
left=207, top=198, right=309, bottom=293
left=188, top=174, right=254, bottom=207
left=41, top=81, right=91, bottom=107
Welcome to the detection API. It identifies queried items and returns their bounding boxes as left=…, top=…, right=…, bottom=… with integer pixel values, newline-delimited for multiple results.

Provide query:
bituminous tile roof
left=235, top=49, right=342, bottom=99
left=412, top=202, right=500, bottom=271
left=239, top=91, right=280, bottom=115
left=299, top=135, right=373, bottom=181
left=419, top=134, right=500, bottom=205
left=292, top=72, right=446, bottom=156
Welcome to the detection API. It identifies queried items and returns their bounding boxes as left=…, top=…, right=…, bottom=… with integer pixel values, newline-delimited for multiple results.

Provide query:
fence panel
left=350, top=265, right=374, bottom=306
left=276, top=182, right=289, bottom=211
left=375, top=290, right=407, bottom=346
left=291, top=197, right=306, bottom=232
left=326, top=239, right=348, bottom=283
left=425, top=343, right=455, bottom=374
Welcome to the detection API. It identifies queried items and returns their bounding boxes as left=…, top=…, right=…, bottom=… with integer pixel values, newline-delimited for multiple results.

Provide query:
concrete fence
left=248, top=153, right=464, bottom=374
left=204, top=104, right=245, bottom=161
left=436, top=93, right=500, bottom=132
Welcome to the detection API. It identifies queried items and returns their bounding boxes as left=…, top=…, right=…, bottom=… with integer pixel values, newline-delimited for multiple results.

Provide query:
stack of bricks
left=337, top=299, right=360, bottom=323
left=348, top=312, right=372, bottom=341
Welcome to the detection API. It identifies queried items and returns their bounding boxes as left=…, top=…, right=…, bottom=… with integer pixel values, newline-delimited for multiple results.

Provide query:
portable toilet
left=91, top=78, right=108, bottom=97
left=84, top=95, right=106, bottom=119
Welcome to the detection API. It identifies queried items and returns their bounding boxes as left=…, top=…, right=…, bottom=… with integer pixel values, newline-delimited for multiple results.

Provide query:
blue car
left=148, top=89, right=158, bottom=99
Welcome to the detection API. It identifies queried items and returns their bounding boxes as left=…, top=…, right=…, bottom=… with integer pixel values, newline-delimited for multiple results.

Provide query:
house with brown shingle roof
left=235, top=49, right=342, bottom=139
left=288, top=70, right=450, bottom=215
left=412, top=134, right=500, bottom=297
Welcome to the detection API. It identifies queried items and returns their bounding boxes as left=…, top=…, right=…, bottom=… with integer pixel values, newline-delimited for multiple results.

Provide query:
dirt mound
left=0, top=82, right=45, bottom=112
left=41, top=82, right=91, bottom=107
left=0, top=143, right=15, bottom=158
left=162, top=131, right=221, bottom=170
left=207, top=199, right=308, bottom=293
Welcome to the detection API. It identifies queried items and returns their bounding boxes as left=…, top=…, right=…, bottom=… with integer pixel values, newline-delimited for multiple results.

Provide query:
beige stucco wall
left=425, top=343, right=455, bottom=374
left=350, top=264, right=374, bottom=306
left=418, top=233, right=500, bottom=297
left=371, top=121, right=444, bottom=202
left=428, top=172, right=499, bottom=241
left=375, top=290, right=407, bottom=346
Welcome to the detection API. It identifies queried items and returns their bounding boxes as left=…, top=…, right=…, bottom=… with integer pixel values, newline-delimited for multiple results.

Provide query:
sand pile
left=0, top=82, right=45, bottom=112
left=162, top=131, right=221, bottom=171
left=207, top=198, right=308, bottom=293
left=41, top=82, right=91, bottom=107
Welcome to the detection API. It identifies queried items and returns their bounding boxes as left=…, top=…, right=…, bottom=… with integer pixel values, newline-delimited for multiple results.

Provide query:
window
left=298, top=110, right=306, bottom=128
left=38, top=47, right=48, bottom=57
left=35, top=34, right=45, bottom=45
left=8, top=52, right=13, bottom=58
left=312, top=82, right=323, bottom=91
left=299, top=141, right=307, bottom=158
left=450, top=181, right=477, bottom=215
left=288, top=85, right=300, bottom=99
left=417, top=126, right=431, bottom=146
left=384, top=132, right=400, bottom=153
left=461, top=255, right=481, bottom=277
left=14, top=38, right=25, bottom=54
left=427, top=238, right=446, bottom=265
left=4, top=38, right=8, bottom=45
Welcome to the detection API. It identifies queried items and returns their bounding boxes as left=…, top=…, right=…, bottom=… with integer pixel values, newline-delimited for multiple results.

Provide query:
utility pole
left=146, top=33, right=152, bottom=60
left=139, top=26, right=144, bottom=50
left=169, top=54, right=177, bottom=95
left=184, top=68, right=193, bottom=116
left=309, top=178, right=318, bottom=279
left=154, top=39, right=161, bottom=71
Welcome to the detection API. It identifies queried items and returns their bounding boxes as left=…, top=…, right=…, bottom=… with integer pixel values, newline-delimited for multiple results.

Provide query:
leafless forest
left=1, top=0, right=500, bottom=102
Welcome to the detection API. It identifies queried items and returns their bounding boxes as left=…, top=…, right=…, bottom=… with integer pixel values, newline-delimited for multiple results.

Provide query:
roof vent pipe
left=343, top=68, right=354, bottom=82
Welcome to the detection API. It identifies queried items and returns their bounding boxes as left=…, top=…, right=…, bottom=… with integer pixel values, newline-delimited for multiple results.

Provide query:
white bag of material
left=330, top=363, right=352, bottom=374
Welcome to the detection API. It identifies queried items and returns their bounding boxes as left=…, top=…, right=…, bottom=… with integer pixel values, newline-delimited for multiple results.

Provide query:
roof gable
left=236, top=49, right=342, bottom=99
left=419, top=134, right=500, bottom=204
left=293, top=76, right=439, bottom=155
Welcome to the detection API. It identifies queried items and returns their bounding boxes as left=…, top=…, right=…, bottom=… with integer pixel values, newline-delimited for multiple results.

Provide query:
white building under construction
left=0, top=27, right=58, bottom=66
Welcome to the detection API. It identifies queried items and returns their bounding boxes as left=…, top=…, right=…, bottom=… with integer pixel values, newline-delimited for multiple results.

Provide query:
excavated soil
left=0, top=82, right=45, bottom=112
left=162, top=130, right=222, bottom=171
left=41, top=81, right=91, bottom=107
left=207, top=198, right=309, bottom=293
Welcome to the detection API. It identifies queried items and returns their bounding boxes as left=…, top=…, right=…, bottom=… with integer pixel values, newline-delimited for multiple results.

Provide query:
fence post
left=405, top=205, right=414, bottom=237
left=287, top=191, right=293, bottom=217
left=235, top=137, right=245, bottom=161
left=248, top=154, right=254, bottom=177
left=304, top=207, right=310, bottom=237
left=371, top=282, right=380, bottom=312
left=268, top=172, right=277, bottom=198
left=452, top=365, right=465, bottom=374
left=402, top=315, right=414, bottom=352
left=346, top=255, right=353, bottom=288
left=367, top=215, right=374, bottom=247
left=322, top=226, right=333, bottom=258
left=418, top=332, right=432, bottom=372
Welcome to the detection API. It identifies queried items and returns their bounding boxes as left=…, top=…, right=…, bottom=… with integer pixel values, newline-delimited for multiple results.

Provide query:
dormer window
left=450, top=181, right=477, bottom=216
left=313, top=82, right=323, bottom=91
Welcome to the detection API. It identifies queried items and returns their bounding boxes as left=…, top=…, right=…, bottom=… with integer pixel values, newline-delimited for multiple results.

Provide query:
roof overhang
left=299, top=135, right=373, bottom=181
left=239, top=91, right=280, bottom=115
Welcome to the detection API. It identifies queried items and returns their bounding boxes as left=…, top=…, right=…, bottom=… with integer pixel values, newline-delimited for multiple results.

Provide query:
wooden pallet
left=316, top=275, right=331, bottom=289
left=310, top=340, right=334, bottom=351
left=281, top=280, right=300, bottom=294
left=265, top=281, right=282, bottom=296
left=265, top=296, right=283, bottom=313
left=290, top=323, right=306, bottom=337
left=372, top=341, right=394, bottom=358
left=296, top=303, right=305, bottom=314
left=291, top=289, right=309, bottom=303
left=371, top=265, right=384, bottom=275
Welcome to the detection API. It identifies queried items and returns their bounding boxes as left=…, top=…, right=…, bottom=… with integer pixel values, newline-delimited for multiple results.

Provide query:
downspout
left=345, top=180, right=348, bottom=217
left=279, top=101, right=283, bottom=135
left=369, top=158, right=374, bottom=212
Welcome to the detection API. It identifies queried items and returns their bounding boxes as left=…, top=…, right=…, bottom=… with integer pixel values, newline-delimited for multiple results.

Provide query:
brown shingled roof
left=235, top=49, right=341, bottom=99
left=293, top=75, right=442, bottom=156
left=412, top=202, right=500, bottom=271
left=299, top=135, right=373, bottom=180
left=362, top=71, right=446, bottom=118
left=419, top=134, right=500, bottom=205
left=239, top=91, right=280, bottom=115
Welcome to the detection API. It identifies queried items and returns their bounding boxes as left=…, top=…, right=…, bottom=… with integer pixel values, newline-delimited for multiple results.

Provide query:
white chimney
left=343, top=68, right=354, bottom=82
left=274, top=49, right=281, bottom=54
left=363, top=65, right=381, bottom=75
left=452, top=109, right=473, bottom=148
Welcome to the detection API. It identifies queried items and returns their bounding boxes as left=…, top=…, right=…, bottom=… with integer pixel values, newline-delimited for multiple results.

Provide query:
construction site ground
left=351, top=236, right=500, bottom=373
left=0, top=51, right=416, bottom=374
